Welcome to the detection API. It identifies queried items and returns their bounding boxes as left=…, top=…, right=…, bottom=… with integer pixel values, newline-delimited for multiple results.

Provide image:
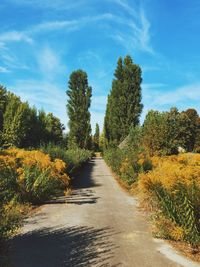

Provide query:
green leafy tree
left=3, top=94, right=30, bottom=147
left=0, top=86, right=8, bottom=145
left=142, top=110, right=168, bottom=156
left=93, top=123, right=100, bottom=151
left=194, top=117, right=200, bottom=151
left=45, top=113, right=64, bottom=144
left=67, top=70, right=92, bottom=149
left=182, top=109, right=199, bottom=151
left=104, top=55, right=143, bottom=146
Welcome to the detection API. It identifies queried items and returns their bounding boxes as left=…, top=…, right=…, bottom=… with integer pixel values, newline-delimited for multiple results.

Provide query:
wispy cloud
left=0, top=66, right=10, bottom=73
left=110, top=0, right=137, bottom=17
left=0, top=13, right=114, bottom=45
left=142, top=82, right=200, bottom=118
left=110, top=5, right=153, bottom=54
left=0, top=31, right=33, bottom=43
left=8, top=80, right=67, bottom=127
left=139, top=9, right=153, bottom=53
left=153, top=83, right=200, bottom=105
left=37, top=46, right=66, bottom=80
left=7, top=0, right=86, bottom=10
left=139, top=82, right=200, bottom=123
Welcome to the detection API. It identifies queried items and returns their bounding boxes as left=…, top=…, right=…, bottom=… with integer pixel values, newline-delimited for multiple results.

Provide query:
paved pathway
left=8, top=158, right=200, bottom=267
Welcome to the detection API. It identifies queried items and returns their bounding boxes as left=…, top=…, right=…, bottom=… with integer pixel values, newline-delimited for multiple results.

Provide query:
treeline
left=0, top=85, right=64, bottom=149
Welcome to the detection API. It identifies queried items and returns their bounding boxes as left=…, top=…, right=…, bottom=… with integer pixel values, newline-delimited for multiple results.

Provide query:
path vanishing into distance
left=8, top=158, right=200, bottom=267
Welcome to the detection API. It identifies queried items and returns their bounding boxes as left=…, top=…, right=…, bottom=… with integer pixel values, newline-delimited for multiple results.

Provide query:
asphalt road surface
left=7, top=158, right=200, bottom=267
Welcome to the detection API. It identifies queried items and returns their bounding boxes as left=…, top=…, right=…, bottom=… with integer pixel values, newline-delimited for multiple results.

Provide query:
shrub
left=0, top=202, right=29, bottom=239
left=3, top=148, right=70, bottom=204
left=0, top=148, right=71, bottom=239
left=139, top=153, right=200, bottom=246
left=104, top=148, right=152, bottom=185
left=41, top=144, right=92, bottom=174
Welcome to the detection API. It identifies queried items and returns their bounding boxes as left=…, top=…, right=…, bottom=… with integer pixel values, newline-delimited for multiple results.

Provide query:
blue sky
left=0, top=0, right=200, bottom=132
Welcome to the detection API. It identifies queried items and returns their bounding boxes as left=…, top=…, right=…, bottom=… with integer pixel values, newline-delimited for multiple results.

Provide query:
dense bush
left=41, top=144, right=93, bottom=174
left=142, top=108, right=200, bottom=156
left=104, top=147, right=152, bottom=185
left=2, top=148, right=70, bottom=204
left=0, top=148, right=70, bottom=239
left=139, top=153, right=200, bottom=246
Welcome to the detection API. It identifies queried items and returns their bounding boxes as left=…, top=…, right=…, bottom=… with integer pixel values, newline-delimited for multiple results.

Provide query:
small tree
left=93, top=123, right=100, bottom=151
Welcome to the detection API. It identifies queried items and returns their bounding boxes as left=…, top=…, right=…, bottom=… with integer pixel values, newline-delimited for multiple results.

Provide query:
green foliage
left=104, top=55, right=143, bottom=146
left=0, top=86, right=8, bottom=144
left=21, top=166, right=64, bottom=204
left=41, top=144, right=92, bottom=174
left=142, top=108, right=200, bottom=156
left=0, top=85, right=64, bottom=149
left=153, top=185, right=200, bottom=246
left=93, top=123, right=100, bottom=151
left=67, top=70, right=92, bottom=149
left=142, top=110, right=169, bottom=156
left=104, top=141, right=152, bottom=185
left=103, top=148, right=124, bottom=175
left=0, top=202, right=23, bottom=239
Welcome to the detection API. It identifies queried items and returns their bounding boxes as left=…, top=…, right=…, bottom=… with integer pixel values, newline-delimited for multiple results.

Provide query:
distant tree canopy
left=0, top=85, right=64, bottom=148
left=141, top=108, right=200, bottom=156
left=104, top=55, right=143, bottom=147
left=67, top=70, right=92, bottom=149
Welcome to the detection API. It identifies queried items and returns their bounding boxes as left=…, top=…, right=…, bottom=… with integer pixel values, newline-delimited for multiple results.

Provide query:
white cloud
left=8, top=80, right=68, bottom=128
left=7, top=0, right=86, bottom=10
left=139, top=9, right=153, bottom=54
left=110, top=7, right=153, bottom=54
left=109, top=0, right=137, bottom=17
left=37, top=46, right=66, bottom=79
left=0, top=66, right=10, bottom=73
left=141, top=82, right=200, bottom=123
left=153, top=83, right=200, bottom=105
left=0, top=31, right=33, bottom=44
left=107, top=0, right=154, bottom=54
left=8, top=80, right=107, bottom=133
left=0, top=13, right=115, bottom=46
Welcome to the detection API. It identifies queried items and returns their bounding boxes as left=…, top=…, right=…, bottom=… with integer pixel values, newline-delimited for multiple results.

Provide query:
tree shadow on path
left=48, top=159, right=100, bottom=205
left=7, top=226, right=121, bottom=267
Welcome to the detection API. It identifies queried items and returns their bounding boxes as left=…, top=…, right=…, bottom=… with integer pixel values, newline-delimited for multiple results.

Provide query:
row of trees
left=0, top=86, right=64, bottom=148
left=3, top=54, right=198, bottom=154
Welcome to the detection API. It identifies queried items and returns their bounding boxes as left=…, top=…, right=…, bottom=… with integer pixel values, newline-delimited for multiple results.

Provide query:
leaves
left=66, top=70, right=92, bottom=149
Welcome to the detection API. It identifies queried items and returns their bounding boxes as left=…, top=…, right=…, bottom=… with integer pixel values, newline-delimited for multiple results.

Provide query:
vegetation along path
left=8, top=158, right=200, bottom=267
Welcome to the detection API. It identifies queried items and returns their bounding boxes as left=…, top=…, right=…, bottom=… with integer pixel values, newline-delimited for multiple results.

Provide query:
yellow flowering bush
left=139, top=153, right=200, bottom=246
left=0, top=148, right=70, bottom=204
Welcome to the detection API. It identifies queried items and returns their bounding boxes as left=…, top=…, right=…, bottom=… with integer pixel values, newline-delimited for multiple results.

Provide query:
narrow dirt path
left=8, top=158, right=200, bottom=267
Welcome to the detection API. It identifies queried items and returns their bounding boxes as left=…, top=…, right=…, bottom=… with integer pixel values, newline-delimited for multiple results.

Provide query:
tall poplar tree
left=104, top=55, right=143, bottom=146
left=67, top=70, right=92, bottom=149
